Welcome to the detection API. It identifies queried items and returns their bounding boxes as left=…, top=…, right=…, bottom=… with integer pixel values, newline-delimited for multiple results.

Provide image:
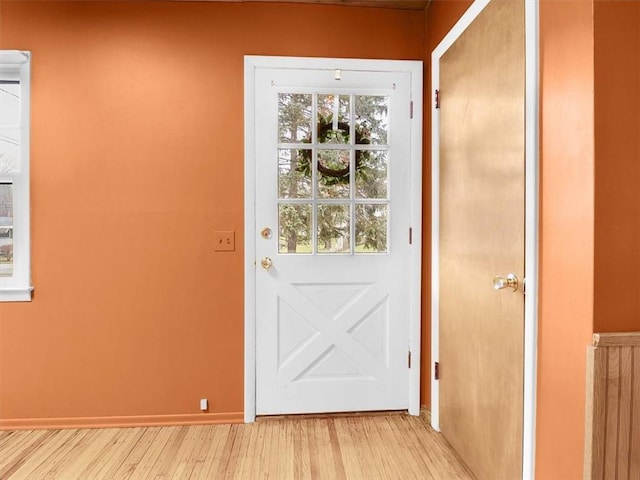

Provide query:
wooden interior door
left=439, top=1, right=525, bottom=479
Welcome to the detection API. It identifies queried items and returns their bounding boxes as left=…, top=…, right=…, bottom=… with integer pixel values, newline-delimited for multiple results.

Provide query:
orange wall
left=0, top=0, right=424, bottom=426
left=593, top=0, right=640, bottom=332
left=537, top=0, right=595, bottom=477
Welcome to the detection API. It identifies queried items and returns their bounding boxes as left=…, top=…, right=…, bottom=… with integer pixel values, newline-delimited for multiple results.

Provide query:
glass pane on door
left=278, top=94, right=312, bottom=143
left=355, top=150, right=388, bottom=199
left=317, top=94, right=351, bottom=145
left=279, top=204, right=312, bottom=254
left=318, top=150, right=350, bottom=199
left=355, top=204, right=387, bottom=253
left=355, top=95, right=389, bottom=145
left=317, top=204, right=350, bottom=254
left=279, top=148, right=312, bottom=199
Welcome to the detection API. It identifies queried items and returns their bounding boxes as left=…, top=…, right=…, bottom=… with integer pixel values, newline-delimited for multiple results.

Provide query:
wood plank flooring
left=0, top=411, right=475, bottom=479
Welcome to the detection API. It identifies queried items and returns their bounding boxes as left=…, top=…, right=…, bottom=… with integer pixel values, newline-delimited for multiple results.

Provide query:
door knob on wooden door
left=493, top=273, right=518, bottom=292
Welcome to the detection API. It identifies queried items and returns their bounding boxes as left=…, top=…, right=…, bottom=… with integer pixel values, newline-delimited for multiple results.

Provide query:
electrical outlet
left=200, top=398, right=208, bottom=411
left=214, top=231, right=235, bottom=251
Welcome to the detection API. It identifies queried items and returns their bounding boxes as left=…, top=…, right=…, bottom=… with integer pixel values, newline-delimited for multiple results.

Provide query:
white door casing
left=430, top=1, right=539, bottom=480
left=245, top=56, right=423, bottom=420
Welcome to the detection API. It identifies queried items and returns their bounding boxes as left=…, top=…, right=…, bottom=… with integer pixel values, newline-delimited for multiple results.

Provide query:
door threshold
left=256, top=409, right=409, bottom=422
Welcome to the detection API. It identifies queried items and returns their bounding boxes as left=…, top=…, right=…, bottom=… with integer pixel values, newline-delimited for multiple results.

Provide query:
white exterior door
left=247, top=57, right=422, bottom=416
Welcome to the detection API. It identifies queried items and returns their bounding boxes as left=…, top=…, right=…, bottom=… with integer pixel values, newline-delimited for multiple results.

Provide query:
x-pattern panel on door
left=276, top=280, right=391, bottom=386
left=255, top=67, right=412, bottom=415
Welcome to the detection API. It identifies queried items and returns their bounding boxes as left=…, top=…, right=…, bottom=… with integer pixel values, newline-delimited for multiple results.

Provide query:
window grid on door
left=277, top=92, right=390, bottom=255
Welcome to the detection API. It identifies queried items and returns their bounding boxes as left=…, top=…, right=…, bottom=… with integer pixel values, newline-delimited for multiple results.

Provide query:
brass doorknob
left=261, top=257, right=273, bottom=270
left=493, top=273, right=518, bottom=292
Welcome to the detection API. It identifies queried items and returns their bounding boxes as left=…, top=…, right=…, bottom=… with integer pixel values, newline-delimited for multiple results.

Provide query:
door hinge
left=434, top=361, right=440, bottom=380
left=435, top=89, right=440, bottom=109
left=409, top=227, right=413, bottom=245
left=410, top=101, right=414, bottom=119
left=408, top=351, right=412, bottom=369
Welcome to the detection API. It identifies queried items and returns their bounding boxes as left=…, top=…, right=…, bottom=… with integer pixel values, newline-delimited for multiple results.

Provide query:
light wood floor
left=0, top=411, right=475, bottom=479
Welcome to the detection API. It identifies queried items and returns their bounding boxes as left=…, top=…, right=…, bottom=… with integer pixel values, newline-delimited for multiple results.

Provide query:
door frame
left=244, top=55, right=423, bottom=423
left=430, top=1, right=539, bottom=480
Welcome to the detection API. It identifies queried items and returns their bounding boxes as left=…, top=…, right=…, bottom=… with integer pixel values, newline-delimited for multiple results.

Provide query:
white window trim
left=0, top=50, right=32, bottom=302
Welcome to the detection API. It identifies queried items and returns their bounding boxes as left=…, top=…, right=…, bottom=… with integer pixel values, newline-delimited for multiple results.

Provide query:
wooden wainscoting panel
left=585, top=345, right=607, bottom=480
left=585, top=332, right=640, bottom=480
left=603, top=346, right=620, bottom=479
left=593, top=333, right=640, bottom=348
left=617, top=346, right=633, bottom=477
left=632, top=349, right=640, bottom=478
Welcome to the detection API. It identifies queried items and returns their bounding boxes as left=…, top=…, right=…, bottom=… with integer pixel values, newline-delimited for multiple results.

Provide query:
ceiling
left=173, top=0, right=431, bottom=10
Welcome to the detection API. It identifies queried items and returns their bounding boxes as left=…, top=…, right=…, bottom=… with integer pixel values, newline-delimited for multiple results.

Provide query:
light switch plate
left=214, top=231, right=235, bottom=251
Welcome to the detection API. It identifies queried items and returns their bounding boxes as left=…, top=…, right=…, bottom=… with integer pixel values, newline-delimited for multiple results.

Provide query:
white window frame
left=0, top=50, right=32, bottom=302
